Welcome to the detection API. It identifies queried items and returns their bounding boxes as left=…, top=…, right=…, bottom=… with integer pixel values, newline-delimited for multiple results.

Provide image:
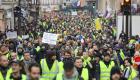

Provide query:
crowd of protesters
left=0, top=11, right=140, bottom=80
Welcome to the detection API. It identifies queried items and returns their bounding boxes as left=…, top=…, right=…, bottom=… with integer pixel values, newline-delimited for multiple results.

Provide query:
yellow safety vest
left=112, top=28, right=117, bottom=37
left=58, top=61, right=64, bottom=73
left=5, top=52, right=10, bottom=59
left=43, top=22, right=48, bottom=29
left=82, top=57, right=91, bottom=67
left=40, top=59, right=59, bottom=80
left=120, top=65, right=124, bottom=71
left=6, top=74, right=27, bottom=80
left=124, top=67, right=137, bottom=80
left=120, top=49, right=125, bottom=61
left=29, top=33, right=34, bottom=38
left=0, top=68, right=12, bottom=80
left=100, top=61, right=115, bottom=80
left=35, top=46, right=41, bottom=52
left=129, top=39, right=136, bottom=44
left=17, top=55, right=24, bottom=61
left=56, top=73, right=79, bottom=80
left=81, top=68, right=89, bottom=80
left=49, top=29, right=55, bottom=33
left=18, top=36, right=22, bottom=41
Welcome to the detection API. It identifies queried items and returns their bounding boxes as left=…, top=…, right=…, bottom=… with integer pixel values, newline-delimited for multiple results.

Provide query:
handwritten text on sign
left=42, top=32, right=58, bottom=45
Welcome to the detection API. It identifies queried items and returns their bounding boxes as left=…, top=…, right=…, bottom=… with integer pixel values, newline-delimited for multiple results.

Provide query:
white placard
left=42, top=32, right=58, bottom=45
left=22, top=35, right=29, bottom=39
left=72, top=11, right=77, bottom=16
left=6, top=31, right=17, bottom=39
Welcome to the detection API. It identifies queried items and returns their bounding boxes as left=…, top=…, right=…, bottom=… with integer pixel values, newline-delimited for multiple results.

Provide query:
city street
left=0, top=0, right=140, bottom=80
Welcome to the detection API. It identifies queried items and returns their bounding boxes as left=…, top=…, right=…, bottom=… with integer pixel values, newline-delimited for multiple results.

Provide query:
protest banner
left=6, top=31, right=17, bottom=39
left=42, top=32, right=58, bottom=45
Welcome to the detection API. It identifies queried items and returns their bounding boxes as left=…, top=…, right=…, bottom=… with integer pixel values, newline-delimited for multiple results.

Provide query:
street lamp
left=125, top=0, right=130, bottom=3
left=121, top=0, right=131, bottom=40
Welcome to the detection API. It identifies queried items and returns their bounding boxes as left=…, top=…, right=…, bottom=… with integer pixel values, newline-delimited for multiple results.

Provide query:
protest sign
left=6, top=31, right=17, bottom=39
left=72, top=11, right=77, bottom=16
left=22, top=35, right=29, bottom=39
left=42, top=32, right=58, bottom=45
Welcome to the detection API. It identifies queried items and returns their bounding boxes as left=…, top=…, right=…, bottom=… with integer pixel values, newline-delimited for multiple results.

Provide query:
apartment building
left=0, top=0, right=18, bottom=31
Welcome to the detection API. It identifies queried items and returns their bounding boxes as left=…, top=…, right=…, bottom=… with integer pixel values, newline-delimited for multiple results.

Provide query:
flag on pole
left=95, top=18, right=102, bottom=30
left=77, top=1, right=81, bottom=7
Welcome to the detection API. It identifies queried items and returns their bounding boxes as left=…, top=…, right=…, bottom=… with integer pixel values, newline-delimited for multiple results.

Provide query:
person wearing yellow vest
left=129, top=38, right=136, bottom=45
left=116, top=49, right=125, bottom=65
left=10, top=52, right=23, bottom=61
left=0, top=45, right=11, bottom=58
left=0, top=55, right=12, bottom=80
left=40, top=50, right=60, bottom=80
left=54, top=60, right=84, bottom=80
left=99, top=53, right=115, bottom=80
left=7, top=60, right=26, bottom=80
left=123, top=58, right=137, bottom=80
left=82, top=52, right=92, bottom=68
left=17, top=47, right=24, bottom=61
left=74, top=57, right=89, bottom=80
left=18, top=35, right=22, bottom=41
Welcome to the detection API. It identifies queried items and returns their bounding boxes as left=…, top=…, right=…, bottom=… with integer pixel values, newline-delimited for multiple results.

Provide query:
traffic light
left=93, top=3, right=96, bottom=8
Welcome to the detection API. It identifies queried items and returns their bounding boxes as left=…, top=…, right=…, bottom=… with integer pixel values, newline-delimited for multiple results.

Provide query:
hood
left=63, top=67, right=79, bottom=80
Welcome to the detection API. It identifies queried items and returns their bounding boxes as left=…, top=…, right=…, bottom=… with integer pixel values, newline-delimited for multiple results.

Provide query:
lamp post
left=121, top=0, right=131, bottom=39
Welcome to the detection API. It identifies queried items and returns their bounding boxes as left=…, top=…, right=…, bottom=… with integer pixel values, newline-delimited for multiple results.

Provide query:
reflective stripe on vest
left=0, top=68, right=12, bottom=80
left=81, top=68, right=89, bottom=80
left=100, top=61, right=115, bottom=80
left=40, top=59, right=59, bottom=80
